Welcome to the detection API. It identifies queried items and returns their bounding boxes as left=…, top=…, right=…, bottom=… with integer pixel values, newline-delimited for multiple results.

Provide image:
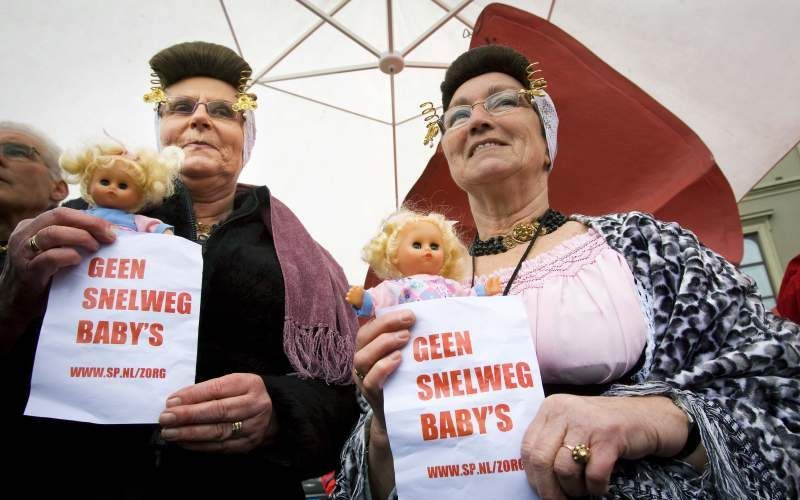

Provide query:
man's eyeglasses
left=160, top=96, right=242, bottom=121
left=442, top=89, right=534, bottom=132
left=0, top=142, right=41, bottom=162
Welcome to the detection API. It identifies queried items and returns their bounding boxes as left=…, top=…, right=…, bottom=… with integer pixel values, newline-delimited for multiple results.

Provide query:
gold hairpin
left=525, top=62, right=547, bottom=97
left=420, top=101, right=440, bottom=147
left=232, top=69, right=258, bottom=112
left=143, top=72, right=167, bottom=104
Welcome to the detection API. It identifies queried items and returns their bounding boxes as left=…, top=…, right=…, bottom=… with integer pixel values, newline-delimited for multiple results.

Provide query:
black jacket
left=3, top=184, right=359, bottom=499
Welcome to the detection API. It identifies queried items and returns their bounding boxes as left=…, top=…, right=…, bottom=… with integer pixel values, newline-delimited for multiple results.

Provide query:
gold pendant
left=502, top=235, right=518, bottom=250
left=511, top=222, right=537, bottom=243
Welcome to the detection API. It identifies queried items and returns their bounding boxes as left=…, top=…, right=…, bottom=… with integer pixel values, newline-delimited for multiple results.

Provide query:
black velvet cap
left=149, top=41, right=251, bottom=89
left=441, top=45, right=530, bottom=110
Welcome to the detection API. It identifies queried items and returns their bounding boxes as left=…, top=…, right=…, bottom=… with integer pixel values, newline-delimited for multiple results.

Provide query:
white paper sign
left=25, top=231, right=202, bottom=424
left=381, top=296, right=544, bottom=500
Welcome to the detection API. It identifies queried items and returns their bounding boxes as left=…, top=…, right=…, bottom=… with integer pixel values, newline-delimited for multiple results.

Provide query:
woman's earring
left=525, top=63, right=548, bottom=97
left=420, top=102, right=441, bottom=147
left=233, top=69, right=258, bottom=112
left=143, top=72, right=167, bottom=105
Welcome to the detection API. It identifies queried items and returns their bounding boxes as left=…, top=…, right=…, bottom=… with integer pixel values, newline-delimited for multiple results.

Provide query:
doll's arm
left=347, top=285, right=375, bottom=318
left=348, top=281, right=405, bottom=318
left=135, top=214, right=174, bottom=234
left=469, top=276, right=502, bottom=297
left=346, top=286, right=365, bottom=309
left=482, top=276, right=502, bottom=296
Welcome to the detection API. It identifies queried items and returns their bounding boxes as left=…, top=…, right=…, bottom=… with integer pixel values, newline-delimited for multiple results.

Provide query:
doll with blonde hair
left=346, top=209, right=501, bottom=317
left=60, top=142, right=182, bottom=233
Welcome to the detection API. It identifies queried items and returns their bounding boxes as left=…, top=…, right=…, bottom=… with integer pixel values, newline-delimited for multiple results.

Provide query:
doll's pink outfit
left=355, top=274, right=488, bottom=318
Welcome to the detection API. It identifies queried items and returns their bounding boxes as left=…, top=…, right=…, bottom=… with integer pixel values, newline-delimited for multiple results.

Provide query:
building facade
left=737, top=145, right=800, bottom=309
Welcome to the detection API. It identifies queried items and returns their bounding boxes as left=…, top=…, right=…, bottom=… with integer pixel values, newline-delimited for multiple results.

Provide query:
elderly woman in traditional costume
left=334, top=45, right=799, bottom=500
left=1, top=41, right=358, bottom=498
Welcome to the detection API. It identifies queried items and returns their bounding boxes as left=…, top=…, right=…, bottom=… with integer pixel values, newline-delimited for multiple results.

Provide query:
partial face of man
left=0, top=130, right=66, bottom=219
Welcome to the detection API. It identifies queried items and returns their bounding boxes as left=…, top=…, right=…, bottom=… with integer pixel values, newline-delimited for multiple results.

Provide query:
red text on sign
left=413, top=330, right=472, bottom=362
left=82, top=288, right=192, bottom=314
left=87, top=257, right=145, bottom=279
left=76, top=320, right=164, bottom=346
left=416, top=362, right=534, bottom=400
left=420, top=403, right=512, bottom=441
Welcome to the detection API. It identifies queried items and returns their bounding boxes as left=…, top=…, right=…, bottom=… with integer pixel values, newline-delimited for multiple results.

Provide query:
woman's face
left=159, top=76, right=245, bottom=185
left=391, top=221, right=445, bottom=277
left=441, top=72, right=549, bottom=194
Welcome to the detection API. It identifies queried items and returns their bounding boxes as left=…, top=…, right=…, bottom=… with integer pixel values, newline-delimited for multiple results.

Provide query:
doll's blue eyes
left=98, top=179, right=128, bottom=189
left=412, top=242, right=440, bottom=250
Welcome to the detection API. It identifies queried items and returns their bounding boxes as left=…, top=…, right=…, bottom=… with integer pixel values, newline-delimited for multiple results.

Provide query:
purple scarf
left=268, top=195, right=357, bottom=384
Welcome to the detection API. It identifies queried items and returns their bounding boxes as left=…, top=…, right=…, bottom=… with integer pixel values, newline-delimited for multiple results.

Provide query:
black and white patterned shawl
left=333, top=212, right=800, bottom=499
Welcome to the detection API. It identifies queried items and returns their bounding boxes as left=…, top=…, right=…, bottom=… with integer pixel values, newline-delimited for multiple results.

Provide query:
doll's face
left=88, top=164, right=142, bottom=212
left=391, top=221, right=445, bottom=277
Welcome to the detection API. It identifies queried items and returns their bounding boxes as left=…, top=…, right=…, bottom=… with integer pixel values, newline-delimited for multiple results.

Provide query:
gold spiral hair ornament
left=143, top=72, right=167, bottom=104
left=232, top=69, right=258, bottom=112
left=420, top=101, right=441, bottom=147
left=525, top=62, right=548, bottom=97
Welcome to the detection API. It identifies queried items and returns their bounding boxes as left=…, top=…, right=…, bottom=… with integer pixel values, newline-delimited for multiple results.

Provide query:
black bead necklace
left=470, top=208, right=569, bottom=296
left=469, top=209, right=568, bottom=257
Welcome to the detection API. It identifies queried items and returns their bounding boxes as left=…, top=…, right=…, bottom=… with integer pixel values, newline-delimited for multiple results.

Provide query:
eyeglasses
left=442, top=89, right=534, bottom=132
left=160, top=96, right=242, bottom=121
left=0, top=142, right=41, bottom=162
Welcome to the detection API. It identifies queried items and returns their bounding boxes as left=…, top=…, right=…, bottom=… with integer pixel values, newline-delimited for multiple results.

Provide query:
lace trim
left=475, top=229, right=609, bottom=292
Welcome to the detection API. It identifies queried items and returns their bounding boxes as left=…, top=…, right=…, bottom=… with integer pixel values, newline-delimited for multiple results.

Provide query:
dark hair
left=440, top=45, right=530, bottom=110
left=149, top=41, right=251, bottom=89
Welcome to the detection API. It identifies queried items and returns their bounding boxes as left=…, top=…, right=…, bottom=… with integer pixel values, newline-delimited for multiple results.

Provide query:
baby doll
left=346, top=209, right=501, bottom=318
left=60, top=143, right=182, bottom=234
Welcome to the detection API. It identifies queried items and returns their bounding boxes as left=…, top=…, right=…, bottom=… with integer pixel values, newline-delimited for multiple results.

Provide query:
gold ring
left=231, top=421, right=243, bottom=437
left=564, top=443, right=591, bottom=464
left=29, top=234, right=41, bottom=253
left=353, top=367, right=365, bottom=381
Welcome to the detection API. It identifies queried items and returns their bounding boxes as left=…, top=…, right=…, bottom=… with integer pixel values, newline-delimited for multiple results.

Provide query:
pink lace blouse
left=474, top=229, right=648, bottom=385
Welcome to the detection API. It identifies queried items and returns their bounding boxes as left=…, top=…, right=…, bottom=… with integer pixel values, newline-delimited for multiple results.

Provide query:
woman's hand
left=352, top=310, right=414, bottom=430
left=0, top=208, right=115, bottom=349
left=159, top=373, right=277, bottom=454
left=352, top=310, right=414, bottom=498
left=521, top=394, right=691, bottom=499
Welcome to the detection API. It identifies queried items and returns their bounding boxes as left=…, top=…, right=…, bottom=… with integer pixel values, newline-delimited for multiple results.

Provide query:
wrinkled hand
left=345, top=285, right=365, bottom=308
left=159, top=373, right=277, bottom=453
left=352, top=310, right=414, bottom=430
left=484, top=276, right=502, bottom=295
left=2, top=208, right=115, bottom=301
left=0, top=208, right=116, bottom=349
left=521, top=394, right=689, bottom=499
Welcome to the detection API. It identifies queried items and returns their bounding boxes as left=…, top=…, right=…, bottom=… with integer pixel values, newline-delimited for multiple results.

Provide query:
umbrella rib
left=387, top=0, right=394, bottom=53
left=257, top=83, right=392, bottom=126
left=296, top=0, right=382, bottom=58
left=405, top=61, right=450, bottom=69
left=252, top=0, right=351, bottom=82
left=219, top=0, right=244, bottom=57
left=427, top=0, right=474, bottom=29
left=401, top=0, right=474, bottom=57
left=390, top=73, right=399, bottom=208
left=547, top=0, right=556, bottom=21
left=260, top=63, right=379, bottom=84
